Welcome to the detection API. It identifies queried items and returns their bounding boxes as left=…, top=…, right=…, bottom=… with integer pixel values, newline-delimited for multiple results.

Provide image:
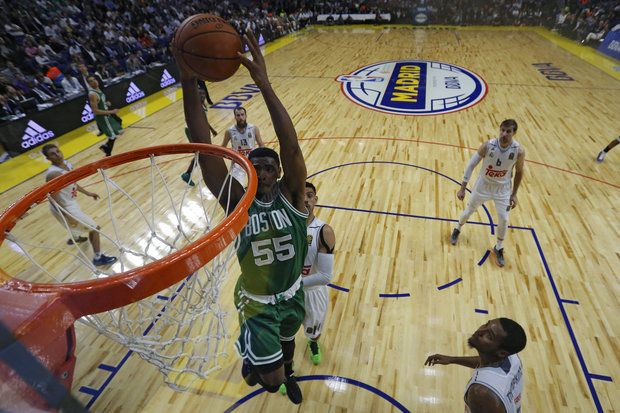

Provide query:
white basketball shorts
left=468, top=180, right=512, bottom=214
left=51, top=203, right=97, bottom=238
left=303, top=285, right=329, bottom=340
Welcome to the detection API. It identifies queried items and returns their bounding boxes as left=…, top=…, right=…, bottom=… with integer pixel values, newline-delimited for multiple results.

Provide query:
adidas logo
left=21, top=120, right=55, bottom=149
left=81, top=102, right=94, bottom=123
left=160, top=69, right=176, bottom=88
left=125, top=81, right=145, bottom=103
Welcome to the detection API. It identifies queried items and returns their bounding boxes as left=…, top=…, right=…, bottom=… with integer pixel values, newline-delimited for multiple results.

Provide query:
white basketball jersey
left=302, top=217, right=326, bottom=288
left=228, top=123, right=258, bottom=156
left=46, top=162, right=78, bottom=209
left=477, top=138, right=520, bottom=186
left=464, top=354, right=524, bottom=413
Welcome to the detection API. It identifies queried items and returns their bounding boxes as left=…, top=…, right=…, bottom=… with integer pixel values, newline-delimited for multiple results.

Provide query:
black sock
left=284, top=361, right=294, bottom=377
left=309, top=340, right=319, bottom=354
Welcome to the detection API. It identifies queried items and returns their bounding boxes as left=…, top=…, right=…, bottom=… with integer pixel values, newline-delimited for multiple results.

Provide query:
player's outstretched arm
left=425, top=354, right=480, bottom=369
left=175, top=58, right=243, bottom=212
left=238, top=30, right=306, bottom=210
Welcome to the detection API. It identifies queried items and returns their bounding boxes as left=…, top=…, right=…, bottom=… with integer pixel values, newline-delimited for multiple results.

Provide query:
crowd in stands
left=553, top=1, right=620, bottom=46
left=1, top=0, right=618, bottom=121
left=0, top=0, right=301, bottom=120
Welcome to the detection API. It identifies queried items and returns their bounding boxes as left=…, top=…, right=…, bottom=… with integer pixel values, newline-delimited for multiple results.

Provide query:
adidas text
left=21, top=121, right=55, bottom=149
left=126, top=82, right=145, bottom=103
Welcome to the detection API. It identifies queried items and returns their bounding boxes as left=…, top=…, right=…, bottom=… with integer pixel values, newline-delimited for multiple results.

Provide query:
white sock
left=94, top=253, right=102, bottom=259
left=496, top=239, right=503, bottom=250
left=455, top=223, right=462, bottom=231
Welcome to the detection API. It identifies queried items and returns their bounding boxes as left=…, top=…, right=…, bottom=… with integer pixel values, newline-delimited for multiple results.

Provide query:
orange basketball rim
left=0, top=144, right=257, bottom=410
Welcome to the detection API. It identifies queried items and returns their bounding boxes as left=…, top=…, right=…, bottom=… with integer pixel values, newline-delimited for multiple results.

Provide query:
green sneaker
left=279, top=383, right=287, bottom=395
left=308, top=340, right=322, bottom=365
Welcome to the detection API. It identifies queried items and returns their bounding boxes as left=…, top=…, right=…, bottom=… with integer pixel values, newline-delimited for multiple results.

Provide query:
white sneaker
left=596, top=151, right=606, bottom=163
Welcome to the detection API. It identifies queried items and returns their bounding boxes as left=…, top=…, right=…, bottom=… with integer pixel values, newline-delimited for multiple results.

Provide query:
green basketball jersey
left=237, top=184, right=308, bottom=295
left=92, top=89, right=108, bottom=111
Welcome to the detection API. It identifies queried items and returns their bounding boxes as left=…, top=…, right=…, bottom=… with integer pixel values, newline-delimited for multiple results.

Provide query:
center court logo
left=81, top=102, right=94, bottom=123
left=126, top=82, right=145, bottom=103
left=160, top=69, right=176, bottom=88
left=337, top=60, right=487, bottom=115
left=21, top=120, right=55, bottom=149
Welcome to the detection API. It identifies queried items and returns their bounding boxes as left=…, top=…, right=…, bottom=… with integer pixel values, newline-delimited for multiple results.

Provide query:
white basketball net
left=2, top=151, right=248, bottom=390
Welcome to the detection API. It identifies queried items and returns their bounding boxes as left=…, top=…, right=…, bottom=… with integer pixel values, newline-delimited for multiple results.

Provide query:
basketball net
left=1, top=146, right=253, bottom=390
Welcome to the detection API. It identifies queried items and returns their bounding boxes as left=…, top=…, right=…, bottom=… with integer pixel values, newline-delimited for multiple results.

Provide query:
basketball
left=172, top=14, right=243, bottom=82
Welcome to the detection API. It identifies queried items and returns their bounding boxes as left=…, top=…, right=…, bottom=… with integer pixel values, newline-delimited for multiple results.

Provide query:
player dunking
left=174, top=31, right=307, bottom=404
left=425, top=318, right=527, bottom=413
left=450, top=119, right=525, bottom=267
left=42, top=143, right=117, bottom=267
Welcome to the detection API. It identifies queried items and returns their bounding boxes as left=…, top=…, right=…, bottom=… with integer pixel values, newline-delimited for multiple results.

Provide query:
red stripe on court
left=53, top=135, right=619, bottom=191
left=264, top=136, right=619, bottom=189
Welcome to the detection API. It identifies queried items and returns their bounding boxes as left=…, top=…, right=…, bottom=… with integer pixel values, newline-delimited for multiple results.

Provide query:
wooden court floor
left=1, top=26, right=619, bottom=412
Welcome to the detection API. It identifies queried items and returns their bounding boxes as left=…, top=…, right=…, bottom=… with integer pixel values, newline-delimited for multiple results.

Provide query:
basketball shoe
left=308, top=340, right=322, bottom=365
left=450, top=228, right=460, bottom=245
left=493, top=247, right=505, bottom=267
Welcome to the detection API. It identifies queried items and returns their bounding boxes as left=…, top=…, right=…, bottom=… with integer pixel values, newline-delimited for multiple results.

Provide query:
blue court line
left=81, top=350, right=134, bottom=408
left=315, top=201, right=609, bottom=411
left=529, top=228, right=605, bottom=412
left=97, top=364, right=116, bottom=372
left=379, top=293, right=411, bottom=298
left=80, top=163, right=607, bottom=412
left=477, top=250, right=490, bottom=266
left=308, top=160, right=496, bottom=234
left=156, top=295, right=169, bottom=300
left=78, top=386, right=98, bottom=396
left=80, top=275, right=193, bottom=409
left=311, top=162, right=609, bottom=412
left=475, top=309, right=489, bottom=314
left=561, top=299, right=580, bottom=305
left=437, top=277, right=462, bottom=290
left=224, top=375, right=410, bottom=412
left=589, top=374, right=613, bottom=382
left=318, top=204, right=504, bottom=229
left=328, top=283, right=350, bottom=292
